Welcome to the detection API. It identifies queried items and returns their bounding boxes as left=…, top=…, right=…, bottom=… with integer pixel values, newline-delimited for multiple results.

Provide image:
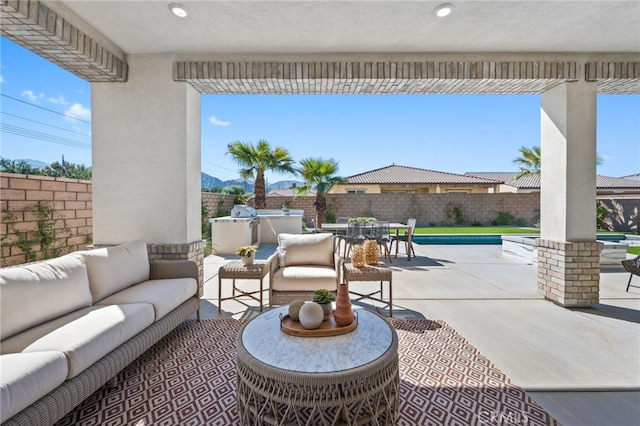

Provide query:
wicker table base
left=343, top=261, right=393, bottom=317
left=218, top=260, right=268, bottom=313
left=236, top=308, right=399, bottom=426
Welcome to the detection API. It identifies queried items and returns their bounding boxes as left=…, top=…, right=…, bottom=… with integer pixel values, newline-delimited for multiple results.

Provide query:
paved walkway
left=199, top=243, right=640, bottom=426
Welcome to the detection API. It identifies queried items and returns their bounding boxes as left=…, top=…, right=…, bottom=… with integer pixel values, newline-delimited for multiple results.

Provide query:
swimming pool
left=413, top=234, right=631, bottom=245
left=413, top=234, right=503, bottom=245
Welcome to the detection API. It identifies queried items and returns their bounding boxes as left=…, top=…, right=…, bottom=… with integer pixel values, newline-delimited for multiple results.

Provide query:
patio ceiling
left=1, top=0, right=639, bottom=94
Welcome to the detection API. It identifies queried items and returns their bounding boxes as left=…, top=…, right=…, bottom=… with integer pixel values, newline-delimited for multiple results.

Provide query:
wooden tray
left=280, top=312, right=357, bottom=337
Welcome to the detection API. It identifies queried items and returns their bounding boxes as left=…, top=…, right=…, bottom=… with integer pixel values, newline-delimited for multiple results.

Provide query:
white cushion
left=277, top=233, right=334, bottom=267
left=0, top=253, right=91, bottom=340
left=95, top=278, right=197, bottom=321
left=271, top=266, right=338, bottom=291
left=0, top=351, right=68, bottom=423
left=80, top=240, right=150, bottom=302
left=1, top=304, right=154, bottom=379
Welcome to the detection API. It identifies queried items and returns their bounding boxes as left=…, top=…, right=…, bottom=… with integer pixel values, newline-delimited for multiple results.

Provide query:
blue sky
left=2, top=37, right=639, bottom=183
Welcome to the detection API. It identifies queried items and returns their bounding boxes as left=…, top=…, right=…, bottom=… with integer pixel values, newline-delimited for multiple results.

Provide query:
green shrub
left=491, top=211, right=515, bottom=226
left=514, top=217, right=528, bottom=227
left=446, top=203, right=465, bottom=225
left=596, top=204, right=613, bottom=230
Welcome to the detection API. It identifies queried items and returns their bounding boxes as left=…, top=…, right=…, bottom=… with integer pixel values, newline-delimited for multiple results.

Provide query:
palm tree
left=226, top=140, right=296, bottom=209
left=513, top=145, right=603, bottom=179
left=296, top=157, right=345, bottom=227
left=512, top=146, right=542, bottom=179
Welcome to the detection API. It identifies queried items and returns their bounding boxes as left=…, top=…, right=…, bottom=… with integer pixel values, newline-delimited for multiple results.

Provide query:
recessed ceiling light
left=169, top=3, right=189, bottom=18
left=434, top=3, right=454, bottom=18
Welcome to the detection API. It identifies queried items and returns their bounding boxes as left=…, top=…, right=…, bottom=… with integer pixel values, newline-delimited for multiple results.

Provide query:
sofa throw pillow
left=278, top=233, right=334, bottom=267
left=0, top=253, right=91, bottom=340
left=80, top=240, right=150, bottom=303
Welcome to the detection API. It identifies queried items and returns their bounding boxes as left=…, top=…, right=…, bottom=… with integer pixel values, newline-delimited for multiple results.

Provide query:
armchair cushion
left=271, top=266, right=339, bottom=291
left=277, top=233, right=334, bottom=267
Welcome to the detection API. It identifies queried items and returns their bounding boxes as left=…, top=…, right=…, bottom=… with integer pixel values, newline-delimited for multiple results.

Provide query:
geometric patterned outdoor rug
left=56, top=318, right=558, bottom=426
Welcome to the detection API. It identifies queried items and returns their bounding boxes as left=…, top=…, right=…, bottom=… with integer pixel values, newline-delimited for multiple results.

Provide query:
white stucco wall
left=540, top=81, right=597, bottom=242
left=92, top=55, right=201, bottom=245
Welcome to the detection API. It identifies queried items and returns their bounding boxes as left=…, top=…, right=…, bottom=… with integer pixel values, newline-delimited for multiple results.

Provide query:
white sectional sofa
left=0, top=240, right=200, bottom=425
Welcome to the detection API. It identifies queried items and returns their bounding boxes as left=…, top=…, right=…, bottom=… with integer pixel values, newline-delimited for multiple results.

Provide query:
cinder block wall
left=1, top=172, right=92, bottom=266
left=262, top=193, right=542, bottom=227
left=2, top=172, right=636, bottom=267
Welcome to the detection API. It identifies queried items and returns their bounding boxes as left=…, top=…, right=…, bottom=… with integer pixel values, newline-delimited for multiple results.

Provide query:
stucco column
left=92, top=55, right=204, bottom=287
left=537, top=81, right=601, bottom=307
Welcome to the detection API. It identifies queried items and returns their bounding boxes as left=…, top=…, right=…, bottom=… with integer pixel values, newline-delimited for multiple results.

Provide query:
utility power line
left=1, top=93, right=91, bottom=124
left=1, top=112, right=91, bottom=137
left=0, top=123, right=90, bottom=149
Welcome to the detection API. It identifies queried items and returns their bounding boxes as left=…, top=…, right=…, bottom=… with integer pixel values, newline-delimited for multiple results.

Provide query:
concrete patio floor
left=198, top=243, right=640, bottom=426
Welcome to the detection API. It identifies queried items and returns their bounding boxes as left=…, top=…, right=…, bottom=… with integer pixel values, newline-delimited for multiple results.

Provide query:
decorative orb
left=288, top=300, right=305, bottom=321
left=298, top=302, right=324, bottom=330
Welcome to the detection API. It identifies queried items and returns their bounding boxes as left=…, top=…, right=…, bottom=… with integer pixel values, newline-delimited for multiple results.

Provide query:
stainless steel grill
left=231, top=205, right=257, bottom=218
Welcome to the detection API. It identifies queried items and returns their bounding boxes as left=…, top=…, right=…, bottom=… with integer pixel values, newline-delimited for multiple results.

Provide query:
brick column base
left=536, top=239, right=603, bottom=307
left=147, top=241, right=206, bottom=297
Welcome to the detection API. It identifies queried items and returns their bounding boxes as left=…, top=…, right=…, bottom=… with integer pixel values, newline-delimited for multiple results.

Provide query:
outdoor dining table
left=320, top=222, right=413, bottom=260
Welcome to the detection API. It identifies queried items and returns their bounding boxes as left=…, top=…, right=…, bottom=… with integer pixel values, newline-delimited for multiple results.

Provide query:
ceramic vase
left=241, top=253, right=254, bottom=266
left=333, top=283, right=354, bottom=327
left=364, top=239, right=380, bottom=266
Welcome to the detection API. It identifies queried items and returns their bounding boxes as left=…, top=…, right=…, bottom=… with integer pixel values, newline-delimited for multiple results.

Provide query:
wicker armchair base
left=622, top=255, right=640, bottom=292
left=3, top=297, right=200, bottom=426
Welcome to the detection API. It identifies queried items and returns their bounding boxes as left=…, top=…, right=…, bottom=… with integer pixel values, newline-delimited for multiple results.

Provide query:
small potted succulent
left=236, top=245, right=258, bottom=266
left=313, top=288, right=336, bottom=320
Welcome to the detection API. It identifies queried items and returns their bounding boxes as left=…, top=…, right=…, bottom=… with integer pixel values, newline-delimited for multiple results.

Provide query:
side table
left=343, top=261, right=393, bottom=317
left=217, top=260, right=268, bottom=313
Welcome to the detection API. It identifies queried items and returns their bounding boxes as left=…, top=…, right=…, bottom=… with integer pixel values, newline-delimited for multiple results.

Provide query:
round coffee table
left=236, top=307, right=399, bottom=425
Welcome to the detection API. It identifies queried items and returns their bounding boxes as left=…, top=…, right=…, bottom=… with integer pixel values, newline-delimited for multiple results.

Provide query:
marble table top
left=241, top=306, right=393, bottom=373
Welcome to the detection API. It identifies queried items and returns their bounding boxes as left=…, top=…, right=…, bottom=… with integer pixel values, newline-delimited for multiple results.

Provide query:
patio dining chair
left=371, top=220, right=392, bottom=263
left=334, top=217, right=350, bottom=253
left=621, top=255, right=640, bottom=292
left=344, top=221, right=367, bottom=258
left=389, top=218, right=417, bottom=259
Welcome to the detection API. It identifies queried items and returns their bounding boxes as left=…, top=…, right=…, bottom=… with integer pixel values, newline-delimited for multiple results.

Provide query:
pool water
left=413, top=235, right=503, bottom=245
left=413, top=234, right=629, bottom=245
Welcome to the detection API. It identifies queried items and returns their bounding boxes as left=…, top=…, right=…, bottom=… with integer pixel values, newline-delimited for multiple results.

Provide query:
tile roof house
left=622, top=173, right=640, bottom=182
left=267, top=188, right=315, bottom=197
left=327, top=165, right=500, bottom=194
left=465, top=172, right=640, bottom=195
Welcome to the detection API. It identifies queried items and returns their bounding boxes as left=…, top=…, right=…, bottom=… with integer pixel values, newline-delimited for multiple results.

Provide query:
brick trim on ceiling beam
left=0, top=0, right=127, bottom=82
left=174, top=61, right=579, bottom=94
left=585, top=62, right=640, bottom=94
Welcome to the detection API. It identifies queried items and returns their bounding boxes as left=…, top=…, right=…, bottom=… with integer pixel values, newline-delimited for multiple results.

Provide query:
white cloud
left=0, top=75, right=4, bottom=84
left=47, top=95, right=69, bottom=105
left=209, top=116, right=231, bottom=126
left=64, top=102, right=91, bottom=122
left=22, top=89, right=44, bottom=103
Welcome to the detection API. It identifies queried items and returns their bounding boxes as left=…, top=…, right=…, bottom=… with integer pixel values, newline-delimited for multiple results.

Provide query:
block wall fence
left=2, top=172, right=638, bottom=267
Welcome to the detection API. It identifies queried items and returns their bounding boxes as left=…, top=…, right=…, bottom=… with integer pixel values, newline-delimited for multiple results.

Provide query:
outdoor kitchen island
left=209, top=205, right=260, bottom=255
left=209, top=206, right=303, bottom=254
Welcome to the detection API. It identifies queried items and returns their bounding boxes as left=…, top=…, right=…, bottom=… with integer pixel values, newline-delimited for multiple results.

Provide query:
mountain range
left=12, top=159, right=301, bottom=192
left=200, top=173, right=303, bottom=192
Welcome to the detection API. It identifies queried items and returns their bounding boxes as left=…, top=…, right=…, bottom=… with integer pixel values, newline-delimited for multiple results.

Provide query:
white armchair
left=268, top=233, right=341, bottom=306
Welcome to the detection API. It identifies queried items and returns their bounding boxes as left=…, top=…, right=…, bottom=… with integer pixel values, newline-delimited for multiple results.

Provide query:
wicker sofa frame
left=3, top=261, right=200, bottom=426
